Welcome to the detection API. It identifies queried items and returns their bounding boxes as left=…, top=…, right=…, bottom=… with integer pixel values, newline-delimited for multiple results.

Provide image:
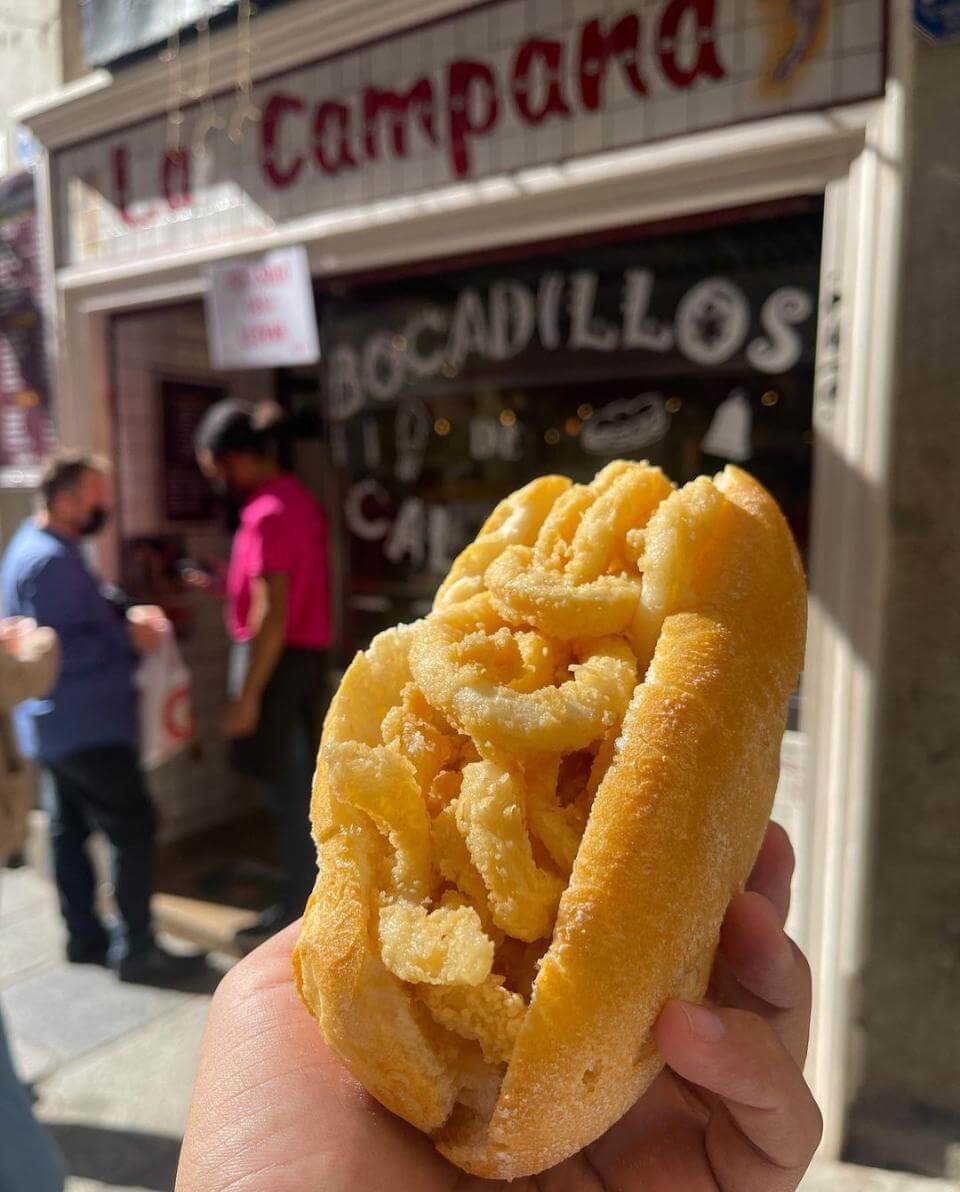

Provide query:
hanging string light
left=160, top=13, right=185, bottom=153
left=0, top=5, right=58, bottom=40
left=191, top=13, right=225, bottom=157
left=228, top=0, right=261, bottom=144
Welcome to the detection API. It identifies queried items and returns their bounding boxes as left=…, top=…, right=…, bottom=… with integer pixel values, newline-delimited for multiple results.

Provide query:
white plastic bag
left=138, top=628, right=195, bottom=770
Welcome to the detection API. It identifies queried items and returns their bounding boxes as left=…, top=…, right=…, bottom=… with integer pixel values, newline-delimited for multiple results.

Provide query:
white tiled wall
left=113, top=305, right=266, bottom=843
left=54, top=0, right=886, bottom=269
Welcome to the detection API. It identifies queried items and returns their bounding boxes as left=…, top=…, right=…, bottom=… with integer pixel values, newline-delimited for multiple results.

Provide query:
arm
left=0, top=623, right=60, bottom=712
left=223, top=572, right=288, bottom=739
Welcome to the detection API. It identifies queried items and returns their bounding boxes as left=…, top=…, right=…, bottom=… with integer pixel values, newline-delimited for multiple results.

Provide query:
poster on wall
left=0, top=173, right=56, bottom=484
left=320, top=203, right=823, bottom=655
left=204, top=246, right=320, bottom=370
left=160, top=377, right=226, bottom=521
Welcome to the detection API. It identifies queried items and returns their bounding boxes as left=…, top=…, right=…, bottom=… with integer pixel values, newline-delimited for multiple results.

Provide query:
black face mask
left=79, top=506, right=110, bottom=537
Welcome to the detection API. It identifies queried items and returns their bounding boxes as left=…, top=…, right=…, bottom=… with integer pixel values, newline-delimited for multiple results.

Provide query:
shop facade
left=20, top=0, right=903, bottom=1161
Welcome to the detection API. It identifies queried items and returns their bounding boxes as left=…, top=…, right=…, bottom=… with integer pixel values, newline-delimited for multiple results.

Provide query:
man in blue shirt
left=1, top=452, right=204, bottom=985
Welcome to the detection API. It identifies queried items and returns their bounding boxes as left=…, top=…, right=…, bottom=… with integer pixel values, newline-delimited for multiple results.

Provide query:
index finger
left=655, top=1002, right=822, bottom=1191
left=746, top=821, right=794, bottom=925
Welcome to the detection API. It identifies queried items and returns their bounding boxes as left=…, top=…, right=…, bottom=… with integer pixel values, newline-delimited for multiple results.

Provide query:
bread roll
left=294, top=461, right=806, bottom=1179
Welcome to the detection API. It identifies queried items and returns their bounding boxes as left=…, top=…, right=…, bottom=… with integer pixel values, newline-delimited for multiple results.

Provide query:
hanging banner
left=54, top=0, right=885, bottom=268
left=0, top=174, right=56, bottom=484
left=204, top=245, right=320, bottom=369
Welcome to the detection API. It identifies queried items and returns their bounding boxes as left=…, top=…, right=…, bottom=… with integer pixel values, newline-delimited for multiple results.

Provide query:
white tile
left=492, top=45, right=524, bottom=133
left=840, top=0, right=884, bottom=52
left=531, top=120, right=565, bottom=163
left=431, top=18, right=456, bottom=61
left=713, top=29, right=741, bottom=81
left=822, top=8, right=842, bottom=55
left=697, top=79, right=738, bottom=128
left=733, top=76, right=766, bottom=119
left=498, top=134, right=528, bottom=173
left=837, top=49, right=884, bottom=101
left=571, top=111, right=605, bottom=155
left=788, top=57, right=835, bottom=108
left=534, top=0, right=565, bottom=33
left=496, top=0, right=527, bottom=46
left=571, top=0, right=599, bottom=22
left=740, top=21, right=770, bottom=77
left=609, top=104, right=644, bottom=148
left=471, top=136, right=494, bottom=175
left=341, top=51, right=361, bottom=89
left=649, top=93, right=689, bottom=138
left=716, top=0, right=740, bottom=31
left=462, top=8, right=494, bottom=51
left=369, top=40, right=394, bottom=81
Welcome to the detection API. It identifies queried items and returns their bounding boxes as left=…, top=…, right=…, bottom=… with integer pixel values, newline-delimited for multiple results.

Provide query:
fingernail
left=681, top=1003, right=726, bottom=1042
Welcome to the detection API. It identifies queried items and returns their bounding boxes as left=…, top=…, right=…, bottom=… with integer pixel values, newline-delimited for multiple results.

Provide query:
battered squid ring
left=434, top=474, right=571, bottom=608
left=486, top=544, right=641, bottom=639
left=409, top=600, right=637, bottom=756
left=489, top=462, right=674, bottom=640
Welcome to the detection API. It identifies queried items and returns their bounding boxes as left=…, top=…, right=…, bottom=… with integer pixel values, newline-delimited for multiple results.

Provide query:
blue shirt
left=0, top=520, right=137, bottom=763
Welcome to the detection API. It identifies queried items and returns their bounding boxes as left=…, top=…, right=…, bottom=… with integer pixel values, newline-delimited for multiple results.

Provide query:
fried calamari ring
left=410, top=597, right=637, bottom=755
left=567, top=463, right=675, bottom=583
left=431, top=801, right=494, bottom=926
left=456, top=761, right=563, bottom=943
left=378, top=901, right=494, bottom=986
left=381, top=692, right=461, bottom=791
left=488, top=462, right=673, bottom=639
left=524, top=759, right=588, bottom=877
left=486, top=545, right=640, bottom=639
left=417, top=977, right=526, bottom=1065
left=325, top=742, right=432, bottom=903
left=434, top=475, right=571, bottom=608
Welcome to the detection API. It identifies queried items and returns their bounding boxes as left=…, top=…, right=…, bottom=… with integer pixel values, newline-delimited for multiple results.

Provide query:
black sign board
left=320, top=206, right=823, bottom=654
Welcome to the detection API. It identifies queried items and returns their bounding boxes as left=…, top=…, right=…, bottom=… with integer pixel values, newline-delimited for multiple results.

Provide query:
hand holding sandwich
left=176, top=821, right=821, bottom=1192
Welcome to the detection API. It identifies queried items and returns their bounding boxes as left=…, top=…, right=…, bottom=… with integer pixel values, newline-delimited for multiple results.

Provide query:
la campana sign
left=53, top=0, right=885, bottom=266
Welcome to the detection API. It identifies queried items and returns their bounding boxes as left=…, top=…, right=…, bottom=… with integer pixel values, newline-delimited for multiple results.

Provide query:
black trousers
left=229, top=645, right=325, bottom=915
left=45, top=744, right=155, bottom=960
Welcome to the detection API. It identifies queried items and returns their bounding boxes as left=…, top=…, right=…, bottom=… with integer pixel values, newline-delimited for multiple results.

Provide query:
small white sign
left=204, top=246, right=320, bottom=370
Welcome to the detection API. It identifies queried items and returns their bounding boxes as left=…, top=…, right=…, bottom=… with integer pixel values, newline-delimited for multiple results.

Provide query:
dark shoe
left=66, top=937, right=111, bottom=967
left=116, top=943, right=208, bottom=988
left=234, top=903, right=295, bottom=952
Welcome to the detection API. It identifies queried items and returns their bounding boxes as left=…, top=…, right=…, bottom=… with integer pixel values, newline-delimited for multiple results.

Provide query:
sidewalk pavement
left=1, top=863, right=958, bottom=1192
left=0, top=864, right=223, bottom=1192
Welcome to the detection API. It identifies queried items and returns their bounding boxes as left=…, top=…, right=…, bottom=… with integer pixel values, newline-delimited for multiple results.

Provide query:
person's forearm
left=0, top=641, right=59, bottom=711
left=240, top=614, right=286, bottom=704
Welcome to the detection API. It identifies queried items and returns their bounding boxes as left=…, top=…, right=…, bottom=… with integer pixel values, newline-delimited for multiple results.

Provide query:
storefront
left=19, top=0, right=899, bottom=1159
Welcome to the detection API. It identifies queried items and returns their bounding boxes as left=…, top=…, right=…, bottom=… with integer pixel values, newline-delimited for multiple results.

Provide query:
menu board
left=160, top=377, right=225, bottom=522
left=319, top=204, right=823, bottom=654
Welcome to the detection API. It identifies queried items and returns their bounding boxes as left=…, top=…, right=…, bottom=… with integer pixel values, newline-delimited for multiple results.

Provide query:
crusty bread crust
left=294, top=464, right=806, bottom=1179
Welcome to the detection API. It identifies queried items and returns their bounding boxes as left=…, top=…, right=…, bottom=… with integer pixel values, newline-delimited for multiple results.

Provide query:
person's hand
left=0, top=616, right=37, bottom=653
left=181, top=568, right=215, bottom=592
left=127, top=605, right=168, bottom=654
left=181, top=560, right=228, bottom=596
left=222, top=692, right=261, bottom=739
left=176, top=822, right=821, bottom=1192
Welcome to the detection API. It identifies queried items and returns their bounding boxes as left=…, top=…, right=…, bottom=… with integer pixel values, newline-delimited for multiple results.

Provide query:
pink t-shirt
left=227, top=475, right=331, bottom=649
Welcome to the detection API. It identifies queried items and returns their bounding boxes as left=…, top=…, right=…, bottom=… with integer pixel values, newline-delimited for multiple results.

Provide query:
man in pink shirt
left=193, top=400, right=331, bottom=946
